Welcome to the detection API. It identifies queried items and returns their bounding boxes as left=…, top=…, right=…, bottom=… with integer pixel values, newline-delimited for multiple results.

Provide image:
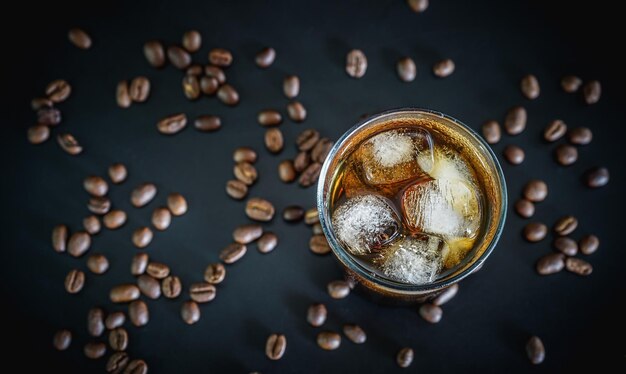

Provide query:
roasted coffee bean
left=53, top=329, right=72, bottom=350
left=245, top=197, right=275, bottom=222
left=65, top=269, right=85, bottom=294
left=166, top=193, right=187, bottom=216
left=68, top=231, right=91, bottom=257
left=265, top=128, right=284, bottom=153
left=419, top=303, right=443, bottom=323
left=266, top=334, right=286, bottom=360
left=219, top=243, right=247, bottom=264
left=146, top=262, right=170, bottom=279
left=84, top=176, right=108, bottom=197
left=396, top=57, right=417, bottom=82
left=296, top=129, right=320, bottom=151
left=234, top=162, right=258, bottom=185
left=433, top=58, right=455, bottom=78
left=204, top=263, right=226, bottom=284
left=503, top=145, right=524, bottom=165
left=278, top=160, right=296, bottom=183
left=108, top=163, right=128, bottom=184
left=128, top=300, right=149, bottom=327
left=306, top=303, right=328, bottom=327
left=283, top=205, right=304, bottom=222
left=233, top=224, right=263, bottom=244
left=327, top=280, right=350, bottom=299
left=396, top=347, right=414, bottom=368
left=579, top=234, right=599, bottom=255
left=481, top=120, right=501, bottom=144
left=432, top=284, right=459, bottom=306
left=583, top=80, right=601, bottom=104
left=84, top=342, right=106, bottom=359
left=103, top=210, right=127, bottom=230
left=110, top=284, right=140, bottom=303
left=144, top=40, right=165, bottom=68
left=87, top=308, right=105, bottom=337
left=257, top=232, right=278, bottom=254
left=407, top=0, right=429, bottom=13
left=200, top=76, right=219, bottom=95
left=194, top=115, right=221, bottom=132
left=161, top=275, right=182, bottom=298
left=312, top=223, right=323, bottom=235
left=343, top=324, right=366, bottom=344
left=157, top=113, right=187, bottom=135
left=109, top=328, right=128, bottom=351
left=520, top=74, right=540, bottom=99
left=568, top=127, right=593, bottom=145
left=553, top=237, right=578, bottom=256
left=311, top=138, right=333, bottom=162
left=132, top=227, right=153, bottom=248
left=131, top=253, right=149, bottom=276
left=565, top=257, right=593, bottom=276
left=209, top=48, right=233, bottom=67
left=87, top=254, right=109, bottom=274
left=182, top=30, right=201, bottom=52
left=217, top=84, right=239, bottom=106
left=32, top=97, right=53, bottom=110
left=281, top=75, right=301, bottom=99
left=584, top=167, right=609, bottom=188
left=129, top=76, right=150, bottom=102
left=182, top=75, right=201, bottom=100
left=226, top=179, right=248, bottom=200
left=131, top=183, right=157, bottom=207
left=124, top=359, right=148, bottom=374
left=309, top=235, right=331, bottom=255
left=116, top=80, right=131, bottom=108
left=189, top=282, right=216, bottom=303
left=37, top=107, right=61, bottom=125
left=286, top=101, right=307, bottom=122
left=27, top=125, right=50, bottom=144
left=106, top=352, right=129, bottom=373
left=536, top=253, right=565, bottom=275
left=258, top=109, right=282, bottom=126
left=561, top=75, right=582, bottom=93
left=317, top=331, right=341, bottom=350
left=205, top=65, right=226, bottom=84
left=57, top=133, right=83, bottom=155
left=544, top=119, right=567, bottom=142
left=233, top=147, right=257, bottom=163
left=294, top=151, right=311, bottom=172
left=346, top=49, right=367, bottom=78
left=526, top=336, right=545, bottom=364
left=186, top=64, right=203, bottom=76
left=523, top=222, right=547, bottom=242
left=68, top=28, right=91, bottom=49
left=514, top=199, right=535, bottom=218
left=151, top=207, right=171, bottom=231
left=256, top=47, right=276, bottom=68
left=304, top=208, right=319, bottom=225
left=137, top=274, right=161, bottom=299
left=88, top=196, right=111, bottom=215
left=298, top=162, right=322, bottom=187
left=81, top=215, right=100, bottom=234
left=167, top=45, right=191, bottom=69
left=52, top=224, right=68, bottom=253
left=105, top=312, right=125, bottom=330
left=523, top=180, right=548, bottom=202
left=504, top=106, right=527, bottom=135
left=181, top=301, right=200, bottom=325
left=46, top=79, right=71, bottom=103
left=554, top=215, right=578, bottom=236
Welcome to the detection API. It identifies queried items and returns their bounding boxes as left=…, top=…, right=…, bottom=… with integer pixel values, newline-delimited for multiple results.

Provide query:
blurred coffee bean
left=204, top=263, right=226, bottom=284
left=226, top=179, right=248, bottom=200
left=514, top=199, right=535, bottom=218
left=65, top=269, right=85, bottom=294
left=84, top=176, right=108, bottom=197
left=130, top=76, right=150, bottom=102
left=311, top=138, right=333, bottom=162
left=536, top=253, right=565, bottom=275
left=309, top=235, right=331, bottom=255
left=219, top=243, right=247, bottom=264
left=257, top=232, right=278, bottom=254
left=346, top=49, right=367, bottom=78
left=167, top=193, right=188, bottom=216
left=432, top=284, right=459, bottom=306
left=504, top=106, right=527, bottom=135
left=108, top=163, right=128, bottom=184
left=182, top=75, right=201, bottom=100
left=561, top=75, right=582, bottom=93
left=27, top=125, right=50, bottom=144
left=205, top=65, right=226, bottom=84
left=87, top=308, right=105, bottom=337
left=565, top=257, right=593, bottom=276
left=294, top=151, right=311, bottom=172
left=298, top=163, right=322, bottom=187
left=481, top=120, right=501, bottom=144
left=103, top=210, right=127, bottom=229
left=52, top=224, right=68, bottom=253
left=283, top=75, right=300, bottom=98
left=523, top=222, right=547, bottom=242
left=579, top=234, right=599, bottom=255
left=523, top=180, right=548, bottom=202
left=157, top=113, right=187, bottom=135
left=200, top=76, right=219, bottom=95
left=181, top=301, right=201, bottom=324
left=194, top=115, right=221, bottom=132
left=182, top=30, right=201, bottom=52
left=317, top=331, right=341, bottom=350
left=584, top=167, right=609, bottom=188
left=520, top=74, right=540, bottom=99
left=419, top=303, right=442, bottom=323
left=266, top=334, right=286, bottom=360
left=265, top=128, right=284, bottom=153
left=189, top=282, right=216, bottom=303
left=146, top=262, right=170, bottom=279
left=167, top=45, right=191, bottom=69
left=296, top=129, right=320, bottom=151
left=553, top=237, right=578, bottom=256
left=57, top=133, right=83, bottom=155
left=396, top=347, right=414, bottom=368
left=554, top=144, right=577, bottom=166
left=84, top=342, right=106, bottom=359
left=327, top=280, right=350, bottom=299
left=278, top=160, right=296, bottom=183
left=307, top=303, right=327, bottom=327
left=209, top=48, right=233, bottom=67
left=554, top=215, right=578, bottom=236
left=53, top=329, right=72, bottom=351
left=287, top=101, right=307, bottom=122
left=233, top=147, right=257, bottom=163
left=151, top=207, right=171, bottom=231
left=137, top=274, right=161, bottom=299
left=234, top=162, right=258, bottom=185
left=131, top=183, right=157, bottom=208
left=397, top=57, right=416, bottom=82
left=582, top=80, right=601, bottom=104
left=544, top=119, right=567, bottom=142
left=256, top=47, right=276, bottom=68
left=46, top=79, right=71, bottom=103
left=343, top=324, right=367, bottom=344
left=161, top=275, right=182, bottom=299
left=568, top=127, right=593, bottom=145
left=258, top=109, right=282, bottom=126
left=217, top=84, right=239, bottom=105
left=68, top=231, right=91, bottom=257
left=116, top=80, right=131, bottom=108
left=433, top=59, right=455, bottom=78
left=37, top=107, right=61, bottom=125
left=68, top=28, right=92, bottom=49
left=87, top=253, right=109, bottom=274
left=128, top=300, right=149, bottom=327
left=283, top=205, right=304, bottom=222
left=105, top=312, right=125, bottom=330
left=110, top=284, right=140, bottom=303
left=144, top=41, right=165, bottom=68
left=526, top=336, right=545, bottom=364
left=233, top=224, right=263, bottom=244
left=503, top=145, right=524, bottom=165
left=132, top=227, right=153, bottom=248
left=131, top=253, right=149, bottom=276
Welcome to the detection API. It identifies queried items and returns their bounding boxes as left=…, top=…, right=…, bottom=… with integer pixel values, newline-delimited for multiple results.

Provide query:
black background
left=1, top=0, right=625, bottom=372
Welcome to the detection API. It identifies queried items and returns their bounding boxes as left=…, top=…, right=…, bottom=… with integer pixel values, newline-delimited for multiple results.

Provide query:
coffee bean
left=68, top=28, right=91, bottom=49
left=266, top=334, right=287, bottom=360
left=46, top=79, right=71, bottom=103
left=87, top=308, right=105, bottom=337
left=194, top=115, right=221, bottom=132
left=105, top=312, right=125, bottom=330
left=124, top=359, right=148, bottom=374
left=317, top=331, right=341, bottom=350
left=68, top=231, right=91, bottom=257
left=544, top=120, right=567, bottom=142
left=110, top=284, right=140, bottom=303
left=137, top=274, right=161, bottom=299
left=84, top=342, right=106, bottom=359
left=146, top=262, right=170, bottom=279
left=109, top=328, right=128, bottom=351
left=53, top=329, right=72, bottom=350
left=520, top=74, right=540, bottom=99
left=257, top=232, right=278, bottom=254
left=311, top=138, right=333, bottom=163
left=278, top=160, right=296, bottom=183
left=514, top=199, right=535, bottom=218
left=204, top=263, right=226, bottom=284
left=233, top=147, right=257, bottom=163
left=561, top=75, right=582, bottom=93
left=312, top=223, right=323, bottom=235
left=128, top=300, right=149, bottom=327
left=131, top=183, right=157, bottom=207
left=167, top=193, right=188, bottom=216
left=283, top=205, right=304, bottom=222
left=209, top=48, right=233, bottom=67
left=182, top=75, right=201, bottom=100
left=106, top=352, right=129, bottom=373
left=565, top=257, right=593, bottom=276
left=536, top=253, right=565, bottom=275
left=31, top=97, right=53, bottom=111
left=144, top=40, right=165, bottom=68
left=504, top=106, right=527, bottom=135
left=181, top=301, right=201, bottom=325
left=583, top=80, right=601, bottom=104
left=584, top=167, right=609, bottom=188
left=304, top=208, right=319, bottom=225
left=52, top=224, right=68, bottom=253
left=327, top=280, right=350, bottom=299
left=503, top=145, right=525, bottom=165
left=432, top=283, right=459, bottom=306
left=283, top=75, right=300, bottom=98
left=65, top=269, right=85, bottom=294
left=184, top=65, right=202, bottom=76
left=205, top=65, right=226, bottom=84
left=286, top=101, right=307, bottom=122
left=189, top=282, right=216, bottom=303
left=258, top=109, right=282, bottom=126
left=157, top=113, right=187, bottom=135
left=554, top=215, right=578, bottom=236
left=182, top=30, right=201, bottom=52
left=217, top=84, right=239, bottom=106
left=37, top=107, right=61, bottom=125
left=309, top=235, right=331, bottom=255
left=554, top=144, right=578, bottom=166
left=419, top=303, right=443, bottom=323
left=233, top=224, right=263, bottom=244
left=84, top=176, right=108, bottom=197
left=265, top=128, right=284, bottom=153
left=568, top=127, right=593, bottom=145
left=579, top=235, right=599, bottom=255
left=526, top=336, right=545, bottom=364
left=57, top=133, right=83, bottom=155
left=108, top=163, right=128, bottom=184
left=131, top=253, right=149, bottom=276
left=167, top=45, right=191, bottom=69
left=396, top=347, right=414, bottom=368
left=553, top=237, right=578, bottom=256
left=397, top=57, right=416, bottom=82
left=87, top=254, right=109, bottom=274
left=523, top=180, right=548, bottom=202
left=132, top=227, right=153, bottom=248
left=298, top=162, right=322, bottom=187
left=433, top=58, right=455, bottom=78
left=346, top=49, right=367, bottom=78
left=103, top=210, right=127, bottom=230
left=294, top=151, right=311, bottom=172
left=83, top=214, right=101, bottom=233
left=116, top=80, right=131, bottom=108
left=297, top=129, right=320, bottom=151
left=523, top=222, right=548, bottom=242
left=343, top=324, right=366, bottom=344
left=27, top=125, right=50, bottom=144
left=88, top=196, right=111, bottom=215
left=226, top=179, right=248, bottom=200
left=219, top=243, right=247, bottom=264
left=307, top=303, right=327, bottom=327
left=130, top=76, right=150, bottom=102
left=245, top=197, right=275, bottom=222
left=151, top=207, right=171, bottom=231
left=407, top=0, right=429, bottom=13
left=200, top=76, right=219, bottom=95
left=256, top=47, right=276, bottom=68
left=481, top=120, right=501, bottom=144
left=234, top=162, right=258, bottom=185
left=161, top=275, right=182, bottom=298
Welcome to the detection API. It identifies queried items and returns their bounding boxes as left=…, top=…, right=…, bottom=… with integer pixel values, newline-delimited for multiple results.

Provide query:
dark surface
left=1, top=0, right=625, bottom=372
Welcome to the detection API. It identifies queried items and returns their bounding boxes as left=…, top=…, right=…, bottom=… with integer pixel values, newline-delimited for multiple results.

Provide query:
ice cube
left=442, top=237, right=475, bottom=270
left=379, top=234, right=446, bottom=285
left=331, top=194, right=401, bottom=256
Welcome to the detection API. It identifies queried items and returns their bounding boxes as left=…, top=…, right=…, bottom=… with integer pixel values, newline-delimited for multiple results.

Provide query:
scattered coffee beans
left=110, top=284, right=140, bottom=303
left=182, top=30, right=202, bottom=52
left=108, top=163, right=128, bottom=184
left=68, top=231, right=91, bottom=257
left=245, top=197, right=275, bottom=222
left=536, top=253, right=565, bottom=275
left=553, top=215, right=578, bottom=236
left=283, top=75, right=300, bottom=98
left=278, top=160, right=297, bottom=183
left=167, top=46, right=191, bottom=69
left=226, top=179, right=248, bottom=200
left=554, top=144, right=578, bottom=166
left=317, top=331, right=341, bottom=350
left=52, top=224, right=68, bottom=253
left=523, top=180, right=548, bottom=202
left=346, top=49, right=367, bottom=78
left=287, top=101, right=307, bottom=122
left=129, top=300, right=149, bottom=327
left=584, top=167, right=609, bottom=188
left=157, top=113, right=188, bottom=135
left=257, top=232, right=278, bottom=254
left=87, top=307, right=105, bottom=337
left=181, top=301, right=201, bottom=325
left=162, top=275, right=182, bottom=298
left=433, top=59, right=455, bottom=78
left=396, top=347, right=414, bottom=368
left=234, top=162, right=258, bottom=185
left=256, top=47, right=276, bottom=68
left=553, top=237, right=578, bottom=256
left=307, top=303, right=327, bottom=327
left=526, top=336, right=545, bottom=364
left=482, top=120, right=501, bottom=144
left=132, top=227, right=153, bottom=248
left=419, top=303, right=442, bottom=323
left=579, top=234, right=599, bottom=255
left=582, top=80, right=601, bottom=104
left=327, top=280, right=350, bottom=299
left=561, top=75, right=582, bottom=93
left=266, top=333, right=287, bottom=360
left=520, top=74, right=540, bottom=99
left=565, top=257, right=593, bottom=276
left=204, top=263, right=226, bottom=284
left=343, top=324, right=366, bottom=344
left=514, top=199, right=535, bottom=218
left=146, top=262, right=170, bottom=279
left=68, top=28, right=92, bottom=49
left=568, top=127, right=593, bottom=145
left=189, top=282, right=216, bottom=303
left=137, top=274, right=161, bottom=299
left=131, top=253, right=149, bottom=276
left=544, top=120, right=567, bottom=142
left=167, top=193, right=188, bottom=216
left=523, top=222, right=548, bottom=242
left=53, top=329, right=72, bottom=351
left=309, top=235, right=331, bottom=255
left=503, top=145, right=525, bottom=165
left=144, top=41, right=165, bottom=68
left=397, top=57, right=416, bottom=82
left=87, top=254, right=109, bottom=274
left=84, top=342, right=106, bottom=359
left=283, top=205, right=305, bottom=222
left=504, top=106, right=527, bottom=135
left=194, top=115, right=221, bottom=132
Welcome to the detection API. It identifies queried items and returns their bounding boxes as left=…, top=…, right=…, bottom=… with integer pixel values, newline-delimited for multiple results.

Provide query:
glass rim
left=316, top=108, right=508, bottom=294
